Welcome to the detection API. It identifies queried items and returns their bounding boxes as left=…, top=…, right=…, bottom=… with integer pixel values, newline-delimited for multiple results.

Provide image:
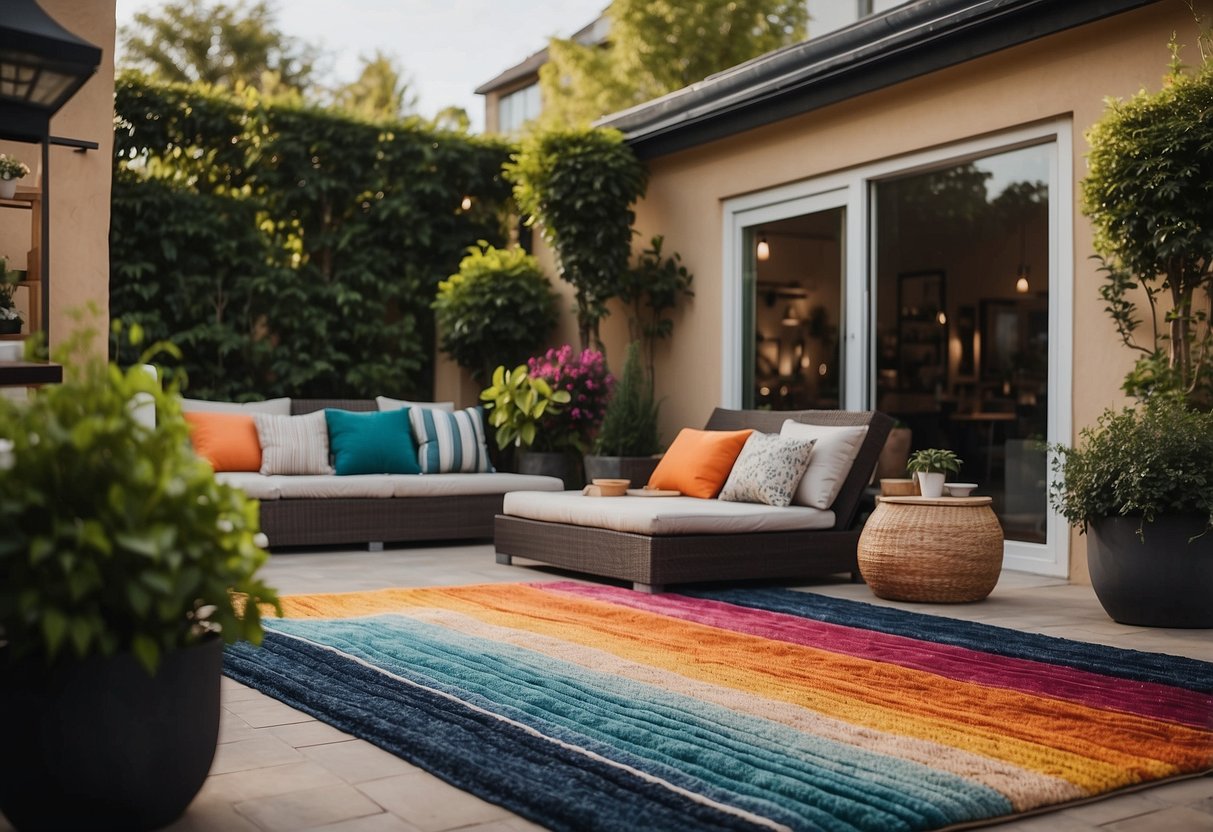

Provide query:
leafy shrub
left=594, top=340, right=660, bottom=456
left=1050, top=396, right=1213, bottom=532
left=434, top=244, right=558, bottom=382
left=527, top=344, right=613, bottom=452
left=480, top=364, right=570, bottom=450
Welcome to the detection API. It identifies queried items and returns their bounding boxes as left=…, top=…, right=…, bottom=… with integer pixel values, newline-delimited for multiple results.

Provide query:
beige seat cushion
left=502, top=491, right=834, bottom=536
left=214, top=472, right=282, bottom=500
left=271, top=475, right=396, bottom=499
left=390, top=473, right=564, bottom=498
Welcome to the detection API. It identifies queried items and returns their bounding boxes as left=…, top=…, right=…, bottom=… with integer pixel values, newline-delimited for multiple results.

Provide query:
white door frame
left=721, top=119, right=1073, bottom=577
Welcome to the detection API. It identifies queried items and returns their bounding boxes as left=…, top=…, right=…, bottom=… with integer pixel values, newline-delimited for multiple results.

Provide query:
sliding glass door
left=724, top=122, right=1071, bottom=575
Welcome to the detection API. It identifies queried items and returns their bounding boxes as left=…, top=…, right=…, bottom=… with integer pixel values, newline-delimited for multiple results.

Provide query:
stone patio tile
left=1054, top=792, right=1171, bottom=824
left=234, top=784, right=382, bottom=832
left=989, top=812, right=1099, bottom=831
left=356, top=772, right=511, bottom=832
left=222, top=678, right=269, bottom=702
left=163, top=794, right=265, bottom=832
left=219, top=710, right=261, bottom=744
left=301, top=739, right=419, bottom=784
left=1100, top=805, right=1213, bottom=831
left=209, top=735, right=306, bottom=775
left=269, top=719, right=355, bottom=748
left=224, top=695, right=318, bottom=728
left=197, top=761, right=344, bottom=803
left=1144, top=776, right=1213, bottom=806
left=307, top=812, right=423, bottom=832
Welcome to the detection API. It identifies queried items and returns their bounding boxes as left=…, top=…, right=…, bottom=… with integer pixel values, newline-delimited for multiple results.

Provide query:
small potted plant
left=585, top=340, right=662, bottom=485
left=905, top=448, right=962, bottom=498
left=0, top=323, right=280, bottom=830
left=0, top=257, right=24, bottom=335
left=480, top=363, right=575, bottom=485
left=0, top=153, right=30, bottom=200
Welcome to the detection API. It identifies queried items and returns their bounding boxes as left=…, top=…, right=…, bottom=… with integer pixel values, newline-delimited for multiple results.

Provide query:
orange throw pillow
left=184, top=411, right=262, bottom=472
left=647, top=428, right=753, bottom=499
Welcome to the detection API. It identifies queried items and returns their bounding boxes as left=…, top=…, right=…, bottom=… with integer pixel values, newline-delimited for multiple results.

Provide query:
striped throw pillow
left=408, top=406, right=495, bottom=474
left=254, top=411, right=334, bottom=475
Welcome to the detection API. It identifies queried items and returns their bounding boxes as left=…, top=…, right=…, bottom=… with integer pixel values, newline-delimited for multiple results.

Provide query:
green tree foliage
left=1082, top=41, right=1213, bottom=409
left=333, top=51, right=419, bottom=121
left=507, top=127, right=648, bottom=351
left=617, top=235, right=694, bottom=381
left=539, top=0, right=808, bottom=127
left=434, top=244, right=559, bottom=382
left=119, top=0, right=320, bottom=96
left=110, top=73, right=514, bottom=400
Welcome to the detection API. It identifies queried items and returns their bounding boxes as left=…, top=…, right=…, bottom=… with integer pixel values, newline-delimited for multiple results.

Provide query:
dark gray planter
left=1087, top=515, right=1213, bottom=628
left=517, top=450, right=581, bottom=490
left=583, top=455, right=660, bottom=489
left=0, top=636, right=223, bottom=831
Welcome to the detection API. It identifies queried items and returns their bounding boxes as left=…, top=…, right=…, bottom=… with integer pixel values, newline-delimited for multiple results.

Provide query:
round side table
left=857, top=496, right=1004, bottom=603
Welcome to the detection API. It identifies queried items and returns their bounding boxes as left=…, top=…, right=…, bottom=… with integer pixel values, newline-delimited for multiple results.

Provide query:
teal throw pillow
left=324, top=408, right=420, bottom=476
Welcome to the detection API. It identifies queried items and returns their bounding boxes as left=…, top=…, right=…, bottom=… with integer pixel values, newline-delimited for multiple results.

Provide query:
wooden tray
left=625, top=488, right=680, bottom=497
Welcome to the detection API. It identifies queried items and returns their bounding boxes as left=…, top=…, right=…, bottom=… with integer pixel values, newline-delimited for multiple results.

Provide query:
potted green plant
left=1055, top=39, right=1213, bottom=627
left=905, top=448, right=962, bottom=498
left=480, top=363, right=575, bottom=486
left=0, top=324, right=280, bottom=830
left=1050, top=398, right=1213, bottom=627
left=0, top=257, right=24, bottom=335
left=0, top=153, right=29, bottom=200
left=585, top=340, right=661, bottom=486
left=433, top=243, right=559, bottom=383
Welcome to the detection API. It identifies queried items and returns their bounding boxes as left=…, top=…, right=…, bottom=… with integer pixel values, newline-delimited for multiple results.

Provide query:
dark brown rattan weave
left=255, top=399, right=499, bottom=549
left=494, top=408, right=894, bottom=592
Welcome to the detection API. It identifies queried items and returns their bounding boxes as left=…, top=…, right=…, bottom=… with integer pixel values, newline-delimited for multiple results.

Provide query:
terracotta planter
left=0, top=637, right=223, bottom=831
left=1087, top=515, right=1213, bottom=628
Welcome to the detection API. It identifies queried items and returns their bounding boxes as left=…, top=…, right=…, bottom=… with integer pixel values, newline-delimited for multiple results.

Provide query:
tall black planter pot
left=0, top=636, right=223, bottom=831
left=1087, top=515, right=1213, bottom=628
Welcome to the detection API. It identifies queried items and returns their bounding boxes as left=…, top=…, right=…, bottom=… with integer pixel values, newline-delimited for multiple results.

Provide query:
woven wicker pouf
left=857, top=496, right=1004, bottom=603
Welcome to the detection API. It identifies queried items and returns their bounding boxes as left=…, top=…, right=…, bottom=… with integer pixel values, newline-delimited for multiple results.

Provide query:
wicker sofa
left=210, top=399, right=563, bottom=549
left=494, top=408, right=893, bottom=592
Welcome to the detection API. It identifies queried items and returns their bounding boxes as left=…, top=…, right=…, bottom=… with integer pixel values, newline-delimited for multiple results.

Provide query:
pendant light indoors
left=756, top=236, right=770, bottom=262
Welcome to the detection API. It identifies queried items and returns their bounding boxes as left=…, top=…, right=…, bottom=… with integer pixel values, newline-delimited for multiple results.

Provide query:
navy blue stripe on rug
left=224, top=633, right=775, bottom=832
left=685, top=588, right=1213, bottom=693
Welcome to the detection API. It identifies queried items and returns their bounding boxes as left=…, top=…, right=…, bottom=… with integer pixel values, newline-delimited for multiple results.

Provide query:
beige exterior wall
left=602, top=0, right=1205, bottom=581
left=0, top=1, right=116, bottom=360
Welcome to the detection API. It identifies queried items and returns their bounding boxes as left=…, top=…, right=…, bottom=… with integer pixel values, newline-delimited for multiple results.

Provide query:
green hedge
left=110, top=73, right=515, bottom=400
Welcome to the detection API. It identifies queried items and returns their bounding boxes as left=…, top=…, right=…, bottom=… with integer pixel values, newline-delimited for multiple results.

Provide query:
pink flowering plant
left=527, top=344, right=613, bottom=452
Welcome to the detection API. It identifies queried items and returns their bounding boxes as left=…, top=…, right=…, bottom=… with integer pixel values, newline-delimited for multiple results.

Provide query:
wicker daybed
left=494, top=408, right=893, bottom=592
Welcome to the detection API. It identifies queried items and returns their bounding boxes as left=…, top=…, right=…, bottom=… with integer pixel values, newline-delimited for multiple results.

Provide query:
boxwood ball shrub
left=434, top=243, right=559, bottom=382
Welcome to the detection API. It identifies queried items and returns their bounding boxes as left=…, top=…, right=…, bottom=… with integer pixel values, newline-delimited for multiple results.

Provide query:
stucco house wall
left=608, top=0, right=1205, bottom=581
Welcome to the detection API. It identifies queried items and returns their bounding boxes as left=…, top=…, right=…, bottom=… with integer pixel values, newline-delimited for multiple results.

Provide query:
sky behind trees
left=114, top=0, right=607, bottom=132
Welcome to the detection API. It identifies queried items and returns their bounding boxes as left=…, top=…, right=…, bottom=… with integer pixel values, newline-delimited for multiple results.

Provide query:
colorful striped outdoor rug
left=223, top=582, right=1213, bottom=831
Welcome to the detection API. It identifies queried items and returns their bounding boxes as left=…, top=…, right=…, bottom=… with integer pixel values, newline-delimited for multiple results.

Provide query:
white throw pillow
left=182, top=396, right=292, bottom=415
left=254, top=411, right=334, bottom=475
left=719, top=432, right=816, bottom=507
left=780, top=421, right=869, bottom=509
left=375, top=395, right=455, bottom=413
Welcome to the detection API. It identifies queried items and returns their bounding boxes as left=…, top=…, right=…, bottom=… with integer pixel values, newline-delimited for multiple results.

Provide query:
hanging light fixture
left=1015, top=265, right=1030, bottom=294
left=756, top=235, right=770, bottom=262
left=0, top=0, right=102, bottom=141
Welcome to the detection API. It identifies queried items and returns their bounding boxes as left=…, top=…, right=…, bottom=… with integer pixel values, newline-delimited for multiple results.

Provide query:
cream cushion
left=376, top=396, right=455, bottom=413
left=182, top=397, right=292, bottom=415
left=780, top=421, right=869, bottom=510
left=214, top=472, right=564, bottom=500
left=502, top=491, right=834, bottom=536
left=254, top=411, right=334, bottom=475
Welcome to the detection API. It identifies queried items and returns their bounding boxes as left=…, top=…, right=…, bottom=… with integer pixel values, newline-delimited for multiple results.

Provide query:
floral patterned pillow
left=718, top=432, right=816, bottom=507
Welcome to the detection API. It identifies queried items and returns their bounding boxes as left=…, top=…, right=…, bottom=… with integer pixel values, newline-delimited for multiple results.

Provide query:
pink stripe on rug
left=538, top=583, right=1213, bottom=730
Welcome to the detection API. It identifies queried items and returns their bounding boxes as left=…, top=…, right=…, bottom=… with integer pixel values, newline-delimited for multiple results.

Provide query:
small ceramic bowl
left=945, top=483, right=978, bottom=497
left=592, top=478, right=631, bottom=497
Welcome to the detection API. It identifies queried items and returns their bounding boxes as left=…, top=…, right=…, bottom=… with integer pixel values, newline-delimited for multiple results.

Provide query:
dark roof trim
left=599, top=0, right=1157, bottom=159
left=475, top=13, right=609, bottom=95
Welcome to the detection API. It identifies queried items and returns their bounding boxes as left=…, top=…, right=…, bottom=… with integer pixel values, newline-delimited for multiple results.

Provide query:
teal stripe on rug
left=267, top=615, right=1013, bottom=832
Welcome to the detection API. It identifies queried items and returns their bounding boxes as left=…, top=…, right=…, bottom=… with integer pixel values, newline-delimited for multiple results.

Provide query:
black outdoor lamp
left=0, top=0, right=102, bottom=141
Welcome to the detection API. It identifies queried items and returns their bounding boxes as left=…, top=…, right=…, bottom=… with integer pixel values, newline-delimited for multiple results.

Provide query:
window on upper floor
left=499, top=83, right=541, bottom=134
